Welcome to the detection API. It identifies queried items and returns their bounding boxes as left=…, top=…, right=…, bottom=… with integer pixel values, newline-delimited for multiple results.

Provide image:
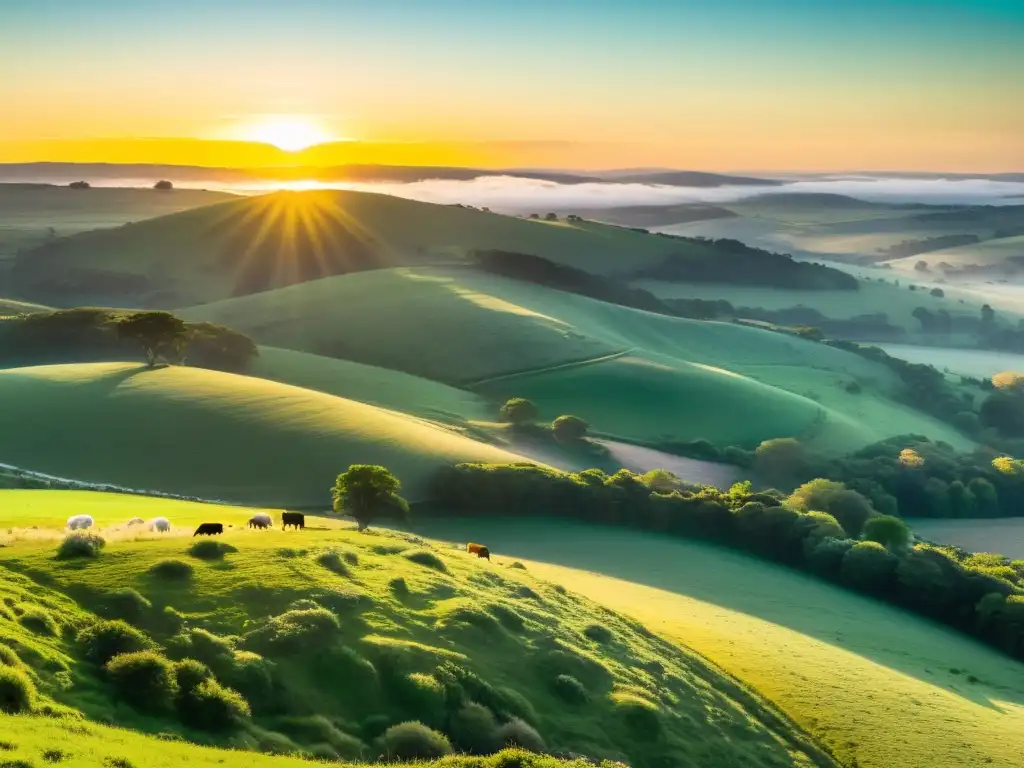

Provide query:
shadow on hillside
left=403, top=517, right=1024, bottom=714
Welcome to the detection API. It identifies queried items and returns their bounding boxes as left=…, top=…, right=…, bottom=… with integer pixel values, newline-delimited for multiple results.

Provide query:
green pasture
left=0, top=491, right=827, bottom=768
left=412, top=517, right=1024, bottom=768
left=184, top=266, right=973, bottom=453
left=885, top=235, right=1024, bottom=272
left=0, top=362, right=529, bottom=507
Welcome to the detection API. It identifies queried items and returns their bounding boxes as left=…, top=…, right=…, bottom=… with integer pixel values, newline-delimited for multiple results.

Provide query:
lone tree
left=332, top=464, right=409, bottom=531
left=499, top=398, right=539, bottom=426
left=68, top=180, right=91, bottom=189
left=154, top=180, right=173, bottom=191
left=552, top=414, right=589, bottom=442
left=116, top=311, right=187, bottom=368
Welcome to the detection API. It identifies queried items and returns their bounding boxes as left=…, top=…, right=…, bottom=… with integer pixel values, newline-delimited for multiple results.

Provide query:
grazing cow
left=467, top=542, right=490, bottom=561
left=149, top=517, right=170, bottom=533
left=66, top=514, right=94, bottom=531
left=248, top=513, right=272, bottom=529
left=281, top=512, right=305, bottom=530
left=127, top=517, right=145, bottom=527
left=193, top=523, right=223, bottom=537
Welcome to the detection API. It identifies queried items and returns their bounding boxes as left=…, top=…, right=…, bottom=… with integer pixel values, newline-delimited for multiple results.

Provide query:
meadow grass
left=411, top=517, right=1024, bottom=768
left=0, top=492, right=829, bottom=768
left=0, top=362, right=529, bottom=507
left=183, top=266, right=971, bottom=454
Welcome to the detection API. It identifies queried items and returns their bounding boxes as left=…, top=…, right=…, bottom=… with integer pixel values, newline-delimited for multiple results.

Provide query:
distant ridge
left=0, top=161, right=783, bottom=188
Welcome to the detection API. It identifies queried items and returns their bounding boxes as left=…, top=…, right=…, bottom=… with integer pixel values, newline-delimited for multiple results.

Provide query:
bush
left=499, top=398, right=539, bottom=426
left=173, top=659, right=212, bottom=692
left=243, top=608, right=340, bottom=654
left=582, top=624, right=612, bottom=643
left=550, top=674, right=588, bottom=704
left=390, top=673, right=446, bottom=726
left=149, top=559, right=193, bottom=580
left=841, top=541, right=899, bottom=593
left=332, top=464, right=409, bottom=531
left=101, top=589, right=152, bottom=624
left=0, top=646, right=19, bottom=668
left=403, top=550, right=447, bottom=572
left=862, top=515, right=912, bottom=552
left=56, top=531, right=105, bottom=559
left=806, top=537, right=855, bottom=580
left=78, top=620, right=153, bottom=664
left=551, top=415, right=589, bottom=442
left=613, top=694, right=661, bottom=739
left=105, top=651, right=178, bottom=712
left=18, top=608, right=58, bottom=636
left=0, top=666, right=36, bottom=713
left=448, top=701, right=500, bottom=755
left=788, top=479, right=875, bottom=537
left=495, top=718, right=546, bottom=753
left=178, top=678, right=250, bottom=731
left=379, top=721, right=453, bottom=760
left=389, top=577, right=410, bottom=596
left=187, top=540, right=237, bottom=560
left=316, top=551, right=349, bottom=576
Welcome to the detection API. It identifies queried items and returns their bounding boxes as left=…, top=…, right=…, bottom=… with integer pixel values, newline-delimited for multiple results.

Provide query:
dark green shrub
left=78, top=620, right=152, bottom=664
left=508, top=562, right=527, bottom=570
left=41, top=750, right=65, bottom=763
left=447, top=606, right=500, bottom=633
left=343, top=551, right=360, bottom=566
left=187, top=540, right=237, bottom=560
left=316, top=551, right=349, bottom=575
left=841, top=541, right=899, bottom=593
left=178, top=679, right=250, bottom=731
left=56, top=532, right=105, bottom=559
left=18, top=608, right=58, bottom=636
left=449, top=701, right=499, bottom=755
left=253, top=729, right=297, bottom=754
left=806, top=537, right=855, bottom=580
left=495, top=718, right=546, bottom=753
left=494, top=687, right=538, bottom=726
left=221, top=651, right=275, bottom=706
left=488, top=604, right=525, bottom=631
left=186, top=628, right=235, bottom=666
left=149, top=559, right=193, bottom=580
left=499, top=398, right=539, bottom=426
left=862, top=515, right=912, bottom=551
left=0, top=666, right=36, bottom=713
left=2, top=761, right=36, bottom=768
left=788, top=479, right=875, bottom=537
left=582, top=624, right=612, bottom=643
left=390, top=577, right=410, bottom=596
left=550, top=674, right=588, bottom=704
left=243, top=608, right=340, bottom=654
left=105, top=651, right=178, bottom=712
left=389, top=673, right=446, bottom=727
left=379, top=721, right=453, bottom=760
left=613, top=695, right=661, bottom=739
left=403, top=550, right=447, bottom=572
left=551, top=415, right=589, bottom=442
left=101, top=589, right=152, bottom=624
left=173, top=659, right=212, bottom=692
left=269, top=715, right=365, bottom=759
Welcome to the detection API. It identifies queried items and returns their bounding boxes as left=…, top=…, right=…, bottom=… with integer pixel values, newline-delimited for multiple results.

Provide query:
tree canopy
left=332, top=464, right=409, bottom=531
left=116, top=311, right=187, bottom=368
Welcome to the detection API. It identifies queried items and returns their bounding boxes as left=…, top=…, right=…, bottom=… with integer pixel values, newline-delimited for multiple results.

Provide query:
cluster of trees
left=0, top=308, right=258, bottom=372
left=497, top=397, right=591, bottom=444
left=429, top=462, right=1024, bottom=660
left=879, top=234, right=980, bottom=259
left=632, top=238, right=858, bottom=290
left=753, top=434, right=1024, bottom=521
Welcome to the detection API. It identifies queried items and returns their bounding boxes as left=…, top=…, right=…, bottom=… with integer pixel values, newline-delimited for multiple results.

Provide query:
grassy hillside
left=413, top=517, right=1024, bottom=768
left=0, top=362, right=529, bottom=506
left=13, top=190, right=707, bottom=307
left=0, top=491, right=831, bottom=768
left=0, top=297, right=51, bottom=316
left=183, top=266, right=973, bottom=453
left=0, top=184, right=235, bottom=256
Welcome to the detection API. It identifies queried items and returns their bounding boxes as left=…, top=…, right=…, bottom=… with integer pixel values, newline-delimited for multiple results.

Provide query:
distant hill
left=8, top=190, right=722, bottom=307
left=602, top=170, right=783, bottom=187
left=564, top=203, right=738, bottom=228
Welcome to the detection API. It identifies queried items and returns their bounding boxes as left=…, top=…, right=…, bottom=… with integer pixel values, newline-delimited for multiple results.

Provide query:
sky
left=2, top=0, right=1023, bottom=172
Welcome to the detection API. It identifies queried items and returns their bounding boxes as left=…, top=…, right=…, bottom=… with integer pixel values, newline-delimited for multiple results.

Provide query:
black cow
left=193, top=522, right=223, bottom=536
left=281, top=512, right=305, bottom=530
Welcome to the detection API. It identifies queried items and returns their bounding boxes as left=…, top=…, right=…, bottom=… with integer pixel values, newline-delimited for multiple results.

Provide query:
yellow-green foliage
left=0, top=492, right=828, bottom=768
left=0, top=362, right=532, bottom=506
left=427, top=516, right=1024, bottom=768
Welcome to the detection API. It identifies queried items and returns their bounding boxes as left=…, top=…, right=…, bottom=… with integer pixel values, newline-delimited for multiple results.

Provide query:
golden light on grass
left=240, top=116, right=333, bottom=152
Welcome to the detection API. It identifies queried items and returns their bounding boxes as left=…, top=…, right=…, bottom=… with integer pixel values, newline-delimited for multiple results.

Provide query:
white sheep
left=66, top=514, right=94, bottom=530
left=248, top=513, right=273, bottom=529
left=127, top=517, right=145, bottom=526
left=149, top=517, right=170, bottom=532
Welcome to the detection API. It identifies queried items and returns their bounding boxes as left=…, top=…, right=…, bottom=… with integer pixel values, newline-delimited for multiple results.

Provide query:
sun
left=243, top=117, right=332, bottom=152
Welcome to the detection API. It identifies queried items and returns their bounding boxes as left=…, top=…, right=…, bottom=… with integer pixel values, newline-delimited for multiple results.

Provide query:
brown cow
left=467, top=542, right=490, bottom=561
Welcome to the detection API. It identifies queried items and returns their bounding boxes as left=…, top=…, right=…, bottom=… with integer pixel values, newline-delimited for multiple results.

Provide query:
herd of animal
left=62, top=512, right=493, bottom=559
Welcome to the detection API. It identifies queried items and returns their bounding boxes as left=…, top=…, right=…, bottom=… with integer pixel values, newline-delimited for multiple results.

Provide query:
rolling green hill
left=0, top=491, right=831, bottom=768
left=884, top=235, right=1024, bottom=273
left=0, top=362, right=529, bottom=506
left=0, top=297, right=51, bottom=316
left=182, top=266, right=973, bottom=453
left=13, top=189, right=707, bottom=308
left=413, top=517, right=1024, bottom=768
